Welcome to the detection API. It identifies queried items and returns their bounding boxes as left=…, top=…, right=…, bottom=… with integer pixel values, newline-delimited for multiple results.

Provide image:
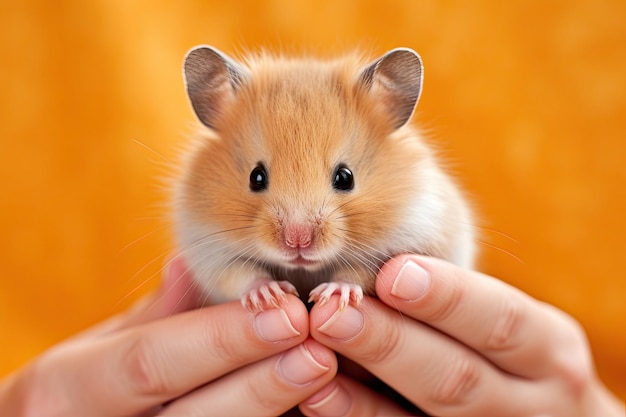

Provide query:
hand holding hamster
left=2, top=257, right=622, bottom=416
left=174, top=46, right=475, bottom=312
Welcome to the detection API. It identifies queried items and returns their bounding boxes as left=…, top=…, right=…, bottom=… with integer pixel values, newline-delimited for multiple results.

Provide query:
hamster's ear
left=358, top=48, right=423, bottom=129
left=183, top=46, right=249, bottom=129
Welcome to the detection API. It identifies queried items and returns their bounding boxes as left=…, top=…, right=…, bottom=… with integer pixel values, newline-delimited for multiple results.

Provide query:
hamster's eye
left=249, top=163, right=268, bottom=192
left=333, top=165, right=354, bottom=191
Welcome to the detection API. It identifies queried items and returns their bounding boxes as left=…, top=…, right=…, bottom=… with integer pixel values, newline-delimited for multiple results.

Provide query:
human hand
left=302, top=255, right=624, bottom=417
left=0, top=258, right=337, bottom=417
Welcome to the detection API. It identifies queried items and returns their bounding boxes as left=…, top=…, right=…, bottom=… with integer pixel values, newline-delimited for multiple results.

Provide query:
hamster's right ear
left=358, top=48, right=423, bottom=130
left=183, top=46, right=249, bottom=129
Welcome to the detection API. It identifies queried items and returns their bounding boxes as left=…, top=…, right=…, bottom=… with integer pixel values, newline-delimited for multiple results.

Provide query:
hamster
left=173, top=46, right=475, bottom=312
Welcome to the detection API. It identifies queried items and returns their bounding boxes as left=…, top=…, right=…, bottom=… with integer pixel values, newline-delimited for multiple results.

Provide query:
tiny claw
left=276, top=280, right=300, bottom=298
left=259, top=285, right=277, bottom=307
left=351, top=286, right=364, bottom=305
left=339, top=286, right=350, bottom=311
left=309, top=282, right=364, bottom=310
left=241, top=279, right=299, bottom=313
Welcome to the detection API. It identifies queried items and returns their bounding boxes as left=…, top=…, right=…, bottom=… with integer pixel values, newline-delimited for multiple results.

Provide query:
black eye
left=249, top=163, right=268, bottom=192
left=333, top=165, right=354, bottom=191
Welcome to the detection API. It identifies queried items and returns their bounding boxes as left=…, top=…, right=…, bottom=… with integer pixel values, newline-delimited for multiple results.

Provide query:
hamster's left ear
left=183, top=45, right=249, bottom=129
left=358, top=48, right=423, bottom=129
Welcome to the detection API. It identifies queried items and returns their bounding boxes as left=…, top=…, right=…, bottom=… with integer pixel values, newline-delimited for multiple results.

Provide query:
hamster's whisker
left=132, top=138, right=178, bottom=170
left=476, top=239, right=524, bottom=264
left=188, top=235, right=262, bottom=303
left=334, top=250, right=363, bottom=282
left=117, top=243, right=176, bottom=309
left=117, top=223, right=171, bottom=256
left=132, top=138, right=204, bottom=183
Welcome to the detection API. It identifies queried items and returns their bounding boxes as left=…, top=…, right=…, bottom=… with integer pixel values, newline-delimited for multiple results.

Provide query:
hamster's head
left=177, top=46, right=426, bottom=273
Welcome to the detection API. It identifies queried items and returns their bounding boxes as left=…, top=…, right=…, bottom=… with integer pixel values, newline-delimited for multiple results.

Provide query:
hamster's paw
left=241, top=280, right=299, bottom=313
left=308, top=282, right=364, bottom=310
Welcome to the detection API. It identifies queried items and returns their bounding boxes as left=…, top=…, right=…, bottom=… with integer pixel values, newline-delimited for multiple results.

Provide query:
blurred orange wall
left=1, top=0, right=625, bottom=400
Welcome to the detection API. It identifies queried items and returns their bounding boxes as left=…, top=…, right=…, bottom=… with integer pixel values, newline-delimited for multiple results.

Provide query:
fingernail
left=277, top=344, right=330, bottom=386
left=317, top=305, right=364, bottom=341
left=391, top=260, right=431, bottom=301
left=254, top=309, right=301, bottom=342
left=304, top=382, right=352, bottom=416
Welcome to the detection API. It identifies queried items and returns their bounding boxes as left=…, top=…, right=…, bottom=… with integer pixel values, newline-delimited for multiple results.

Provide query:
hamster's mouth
left=289, top=256, right=318, bottom=267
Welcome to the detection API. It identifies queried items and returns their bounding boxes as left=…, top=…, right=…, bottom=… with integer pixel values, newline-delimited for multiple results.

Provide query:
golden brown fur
left=173, top=47, right=474, bottom=307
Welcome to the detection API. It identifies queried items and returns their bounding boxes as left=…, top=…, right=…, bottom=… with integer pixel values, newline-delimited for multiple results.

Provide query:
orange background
left=1, top=0, right=625, bottom=400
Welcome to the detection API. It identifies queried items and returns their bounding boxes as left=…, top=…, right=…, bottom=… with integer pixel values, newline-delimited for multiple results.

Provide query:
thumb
left=151, top=254, right=204, bottom=317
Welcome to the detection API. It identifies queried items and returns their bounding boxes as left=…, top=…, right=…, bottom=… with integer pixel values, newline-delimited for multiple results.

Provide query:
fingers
left=375, top=255, right=590, bottom=380
left=162, top=339, right=337, bottom=416
left=31, top=296, right=309, bottom=417
left=310, top=296, right=538, bottom=416
left=310, top=255, right=599, bottom=416
left=299, top=374, right=411, bottom=417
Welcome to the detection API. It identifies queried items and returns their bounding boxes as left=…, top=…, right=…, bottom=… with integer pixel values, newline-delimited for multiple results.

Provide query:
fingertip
left=164, top=255, right=188, bottom=282
left=276, top=338, right=337, bottom=387
left=302, top=338, right=338, bottom=374
left=300, top=375, right=411, bottom=417
left=310, top=296, right=366, bottom=343
left=300, top=380, right=352, bottom=417
left=309, top=295, right=343, bottom=330
left=157, top=255, right=202, bottom=314
left=280, top=294, right=311, bottom=333
left=252, top=295, right=309, bottom=344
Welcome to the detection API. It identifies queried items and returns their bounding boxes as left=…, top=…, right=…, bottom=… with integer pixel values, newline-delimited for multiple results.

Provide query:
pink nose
left=284, top=224, right=313, bottom=249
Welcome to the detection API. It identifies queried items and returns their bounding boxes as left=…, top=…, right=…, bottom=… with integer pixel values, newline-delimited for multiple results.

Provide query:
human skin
left=303, top=255, right=625, bottom=416
left=0, top=256, right=623, bottom=416
left=0, top=259, right=335, bottom=416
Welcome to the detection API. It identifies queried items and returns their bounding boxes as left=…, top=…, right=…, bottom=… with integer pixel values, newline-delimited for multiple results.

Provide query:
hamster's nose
left=284, top=223, right=314, bottom=249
